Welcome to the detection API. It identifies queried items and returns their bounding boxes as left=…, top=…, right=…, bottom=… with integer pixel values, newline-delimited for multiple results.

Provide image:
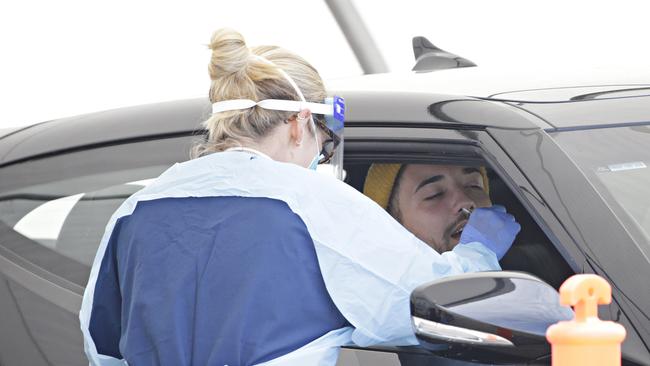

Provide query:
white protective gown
left=79, top=150, right=501, bottom=365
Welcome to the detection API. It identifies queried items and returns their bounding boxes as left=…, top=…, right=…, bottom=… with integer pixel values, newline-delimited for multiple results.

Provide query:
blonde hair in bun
left=193, top=28, right=327, bottom=157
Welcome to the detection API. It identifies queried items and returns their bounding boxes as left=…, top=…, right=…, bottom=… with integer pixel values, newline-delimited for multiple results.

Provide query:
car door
left=338, top=117, right=649, bottom=365
left=1, top=123, right=556, bottom=366
left=0, top=135, right=194, bottom=366
left=335, top=124, right=568, bottom=365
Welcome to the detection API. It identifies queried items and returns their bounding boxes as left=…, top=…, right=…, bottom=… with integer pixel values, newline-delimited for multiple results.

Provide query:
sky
left=2, top=0, right=650, bottom=129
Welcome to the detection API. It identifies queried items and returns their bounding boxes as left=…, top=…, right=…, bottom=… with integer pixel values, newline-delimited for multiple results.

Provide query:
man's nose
left=450, top=187, right=475, bottom=215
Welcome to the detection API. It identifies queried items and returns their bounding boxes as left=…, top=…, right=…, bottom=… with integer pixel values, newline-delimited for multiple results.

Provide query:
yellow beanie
left=363, top=164, right=490, bottom=210
left=363, top=164, right=403, bottom=209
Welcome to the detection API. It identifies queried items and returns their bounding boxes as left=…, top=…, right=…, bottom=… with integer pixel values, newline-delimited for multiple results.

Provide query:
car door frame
left=340, top=124, right=649, bottom=364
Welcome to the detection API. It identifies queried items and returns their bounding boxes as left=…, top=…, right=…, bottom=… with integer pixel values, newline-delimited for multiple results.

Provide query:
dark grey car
left=1, top=69, right=649, bottom=365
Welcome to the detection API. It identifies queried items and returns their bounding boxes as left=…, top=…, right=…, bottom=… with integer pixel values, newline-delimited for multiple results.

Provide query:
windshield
left=552, top=125, right=650, bottom=254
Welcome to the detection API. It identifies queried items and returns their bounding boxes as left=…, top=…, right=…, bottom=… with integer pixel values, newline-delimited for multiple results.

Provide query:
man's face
left=392, top=164, right=492, bottom=253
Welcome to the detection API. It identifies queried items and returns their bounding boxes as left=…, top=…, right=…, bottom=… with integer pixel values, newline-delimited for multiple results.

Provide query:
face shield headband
left=210, top=56, right=345, bottom=180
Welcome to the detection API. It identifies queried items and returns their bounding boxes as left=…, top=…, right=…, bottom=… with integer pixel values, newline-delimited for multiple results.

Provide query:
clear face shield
left=210, top=96, right=346, bottom=179
left=210, top=56, right=345, bottom=179
left=316, top=96, right=345, bottom=180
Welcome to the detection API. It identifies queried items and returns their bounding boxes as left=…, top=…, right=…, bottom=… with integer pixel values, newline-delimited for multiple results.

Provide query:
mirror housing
left=411, top=271, right=573, bottom=364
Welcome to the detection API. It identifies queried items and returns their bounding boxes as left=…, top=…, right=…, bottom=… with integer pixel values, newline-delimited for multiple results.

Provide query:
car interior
left=344, top=161, right=575, bottom=290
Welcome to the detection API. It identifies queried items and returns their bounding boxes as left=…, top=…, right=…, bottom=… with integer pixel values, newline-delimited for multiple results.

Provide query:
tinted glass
left=6, top=173, right=160, bottom=264
left=0, top=136, right=192, bottom=285
left=552, top=126, right=650, bottom=256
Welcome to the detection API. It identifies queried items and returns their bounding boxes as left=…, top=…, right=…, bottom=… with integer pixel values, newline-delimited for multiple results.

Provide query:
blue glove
left=459, top=205, right=521, bottom=260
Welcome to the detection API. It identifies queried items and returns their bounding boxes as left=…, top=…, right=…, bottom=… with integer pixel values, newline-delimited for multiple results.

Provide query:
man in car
left=364, top=164, right=519, bottom=257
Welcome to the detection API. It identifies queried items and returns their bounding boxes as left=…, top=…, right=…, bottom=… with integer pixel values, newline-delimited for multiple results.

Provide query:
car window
left=344, top=154, right=574, bottom=292
left=6, top=175, right=159, bottom=266
left=552, top=125, right=650, bottom=257
left=342, top=155, right=573, bottom=365
left=0, top=136, right=192, bottom=285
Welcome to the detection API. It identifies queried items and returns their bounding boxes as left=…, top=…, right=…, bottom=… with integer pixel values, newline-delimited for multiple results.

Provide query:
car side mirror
left=410, top=271, right=574, bottom=364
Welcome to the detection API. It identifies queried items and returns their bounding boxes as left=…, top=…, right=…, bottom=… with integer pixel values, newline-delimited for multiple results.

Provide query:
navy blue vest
left=89, top=196, right=348, bottom=365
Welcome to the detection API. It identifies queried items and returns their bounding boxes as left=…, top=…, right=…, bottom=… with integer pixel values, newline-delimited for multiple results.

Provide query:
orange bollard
left=546, top=274, right=626, bottom=366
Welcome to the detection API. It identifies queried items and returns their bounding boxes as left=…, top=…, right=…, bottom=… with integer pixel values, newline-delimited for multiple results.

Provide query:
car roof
left=0, top=98, right=210, bottom=166
left=328, top=66, right=650, bottom=100
left=0, top=127, right=21, bottom=139
left=2, top=66, right=650, bottom=166
left=0, top=89, right=546, bottom=167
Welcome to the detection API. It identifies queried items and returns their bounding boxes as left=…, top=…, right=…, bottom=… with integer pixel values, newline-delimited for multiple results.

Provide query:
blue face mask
left=308, top=155, right=319, bottom=171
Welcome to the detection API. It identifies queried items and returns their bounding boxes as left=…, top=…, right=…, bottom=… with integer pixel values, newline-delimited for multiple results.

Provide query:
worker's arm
left=297, top=181, right=506, bottom=347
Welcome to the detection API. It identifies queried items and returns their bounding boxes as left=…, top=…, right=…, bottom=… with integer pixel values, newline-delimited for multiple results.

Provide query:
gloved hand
left=459, top=205, right=521, bottom=260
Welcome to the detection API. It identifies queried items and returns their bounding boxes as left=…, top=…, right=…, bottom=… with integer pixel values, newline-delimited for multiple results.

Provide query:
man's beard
left=434, top=215, right=467, bottom=253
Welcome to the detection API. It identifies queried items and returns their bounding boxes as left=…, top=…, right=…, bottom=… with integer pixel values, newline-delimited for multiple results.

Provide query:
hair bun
left=208, top=28, right=251, bottom=80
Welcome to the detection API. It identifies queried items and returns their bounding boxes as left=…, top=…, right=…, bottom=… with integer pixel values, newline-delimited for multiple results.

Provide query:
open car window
left=344, top=159, right=574, bottom=290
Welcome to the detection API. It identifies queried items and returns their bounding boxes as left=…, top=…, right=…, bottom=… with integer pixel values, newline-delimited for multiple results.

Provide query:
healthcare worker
left=80, top=28, right=520, bottom=366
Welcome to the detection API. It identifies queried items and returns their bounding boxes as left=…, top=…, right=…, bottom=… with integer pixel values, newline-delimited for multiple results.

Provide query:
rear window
left=0, top=136, right=191, bottom=285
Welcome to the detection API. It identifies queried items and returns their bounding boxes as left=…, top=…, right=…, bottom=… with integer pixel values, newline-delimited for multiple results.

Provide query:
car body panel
left=0, top=99, right=209, bottom=166
left=0, top=90, right=547, bottom=167
left=0, top=127, right=23, bottom=139
left=328, top=67, right=650, bottom=98
left=513, top=96, right=650, bottom=130
left=489, top=86, right=650, bottom=102
left=6, top=82, right=650, bottom=168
